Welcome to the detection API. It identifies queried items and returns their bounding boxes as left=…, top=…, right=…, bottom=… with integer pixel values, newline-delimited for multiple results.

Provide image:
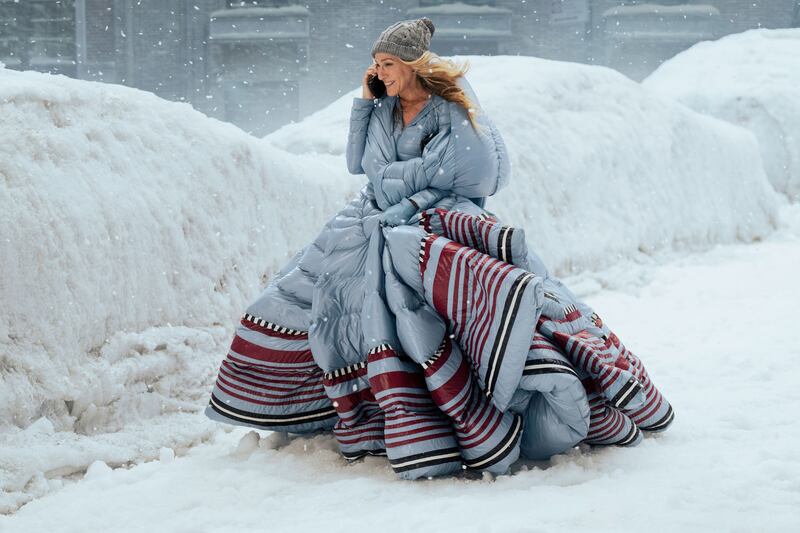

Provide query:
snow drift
left=644, top=29, right=800, bottom=200
left=0, top=65, right=364, bottom=435
left=0, top=65, right=367, bottom=510
left=270, top=55, right=779, bottom=275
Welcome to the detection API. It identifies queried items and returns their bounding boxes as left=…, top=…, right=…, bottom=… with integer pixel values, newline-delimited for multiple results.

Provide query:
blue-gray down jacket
left=205, top=79, right=674, bottom=479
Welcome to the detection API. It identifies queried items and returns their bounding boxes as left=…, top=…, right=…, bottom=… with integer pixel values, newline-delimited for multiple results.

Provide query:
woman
left=206, top=18, right=674, bottom=480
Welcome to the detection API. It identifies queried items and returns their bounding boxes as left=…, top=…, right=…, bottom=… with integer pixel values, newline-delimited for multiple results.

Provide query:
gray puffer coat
left=205, top=79, right=674, bottom=479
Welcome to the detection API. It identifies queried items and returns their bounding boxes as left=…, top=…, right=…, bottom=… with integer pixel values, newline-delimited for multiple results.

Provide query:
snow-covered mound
left=0, top=66, right=363, bottom=435
left=269, top=55, right=779, bottom=275
left=643, top=29, right=800, bottom=200
left=0, top=65, right=371, bottom=510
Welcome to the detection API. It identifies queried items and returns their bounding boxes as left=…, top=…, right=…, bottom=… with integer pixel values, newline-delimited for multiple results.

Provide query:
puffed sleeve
left=406, top=188, right=448, bottom=211
left=346, top=98, right=375, bottom=175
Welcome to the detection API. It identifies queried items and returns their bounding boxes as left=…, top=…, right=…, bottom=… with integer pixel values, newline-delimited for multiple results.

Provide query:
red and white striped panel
left=420, top=233, right=538, bottom=410
left=422, top=338, right=522, bottom=473
left=583, top=382, right=642, bottom=447
left=619, top=349, right=674, bottom=432
left=546, top=324, right=645, bottom=412
left=322, top=360, right=386, bottom=460
left=207, top=315, right=336, bottom=432
left=367, top=344, right=463, bottom=479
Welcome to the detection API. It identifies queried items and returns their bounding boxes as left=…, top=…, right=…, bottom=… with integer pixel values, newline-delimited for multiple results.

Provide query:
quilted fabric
left=206, top=82, right=673, bottom=478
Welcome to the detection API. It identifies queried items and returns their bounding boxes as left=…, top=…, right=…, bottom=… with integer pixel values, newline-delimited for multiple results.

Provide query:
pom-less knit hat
left=371, top=18, right=435, bottom=61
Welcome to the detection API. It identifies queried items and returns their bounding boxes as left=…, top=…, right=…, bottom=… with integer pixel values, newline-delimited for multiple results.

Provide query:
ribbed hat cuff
left=371, top=40, right=424, bottom=61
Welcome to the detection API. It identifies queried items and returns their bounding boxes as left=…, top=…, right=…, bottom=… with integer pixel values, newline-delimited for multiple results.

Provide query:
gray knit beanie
left=371, top=18, right=435, bottom=61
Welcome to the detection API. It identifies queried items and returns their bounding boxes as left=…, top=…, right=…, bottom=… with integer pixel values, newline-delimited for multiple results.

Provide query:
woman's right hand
left=362, top=64, right=377, bottom=99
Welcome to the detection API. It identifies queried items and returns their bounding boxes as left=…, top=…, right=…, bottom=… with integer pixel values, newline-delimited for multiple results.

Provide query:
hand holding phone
left=362, top=65, right=385, bottom=99
left=367, top=75, right=386, bottom=99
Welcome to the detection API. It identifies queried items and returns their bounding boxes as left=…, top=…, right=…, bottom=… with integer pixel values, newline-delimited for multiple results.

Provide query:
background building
left=1, top=0, right=798, bottom=135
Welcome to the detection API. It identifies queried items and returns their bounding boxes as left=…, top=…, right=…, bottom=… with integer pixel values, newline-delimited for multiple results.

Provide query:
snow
left=263, top=89, right=356, bottom=156
left=2, top=214, right=799, bottom=531
left=0, top=46, right=796, bottom=520
left=269, top=55, right=779, bottom=275
left=644, top=29, right=800, bottom=200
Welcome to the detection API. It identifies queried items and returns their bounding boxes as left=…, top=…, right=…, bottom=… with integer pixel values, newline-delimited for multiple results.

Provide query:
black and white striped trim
left=323, top=361, right=367, bottom=381
left=614, top=423, right=641, bottom=447
left=421, top=340, right=448, bottom=370
left=544, top=291, right=560, bottom=303
left=419, top=210, right=431, bottom=229
left=611, top=377, right=642, bottom=409
left=208, top=395, right=337, bottom=427
left=497, top=226, right=514, bottom=264
left=324, top=344, right=393, bottom=380
left=563, top=304, right=578, bottom=317
left=485, top=272, right=535, bottom=399
left=341, top=448, right=387, bottom=461
left=368, top=343, right=393, bottom=355
left=523, top=358, right=579, bottom=378
left=463, top=413, right=523, bottom=470
left=242, top=313, right=307, bottom=336
left=389, top=446, right=462, bottom=474
left=418, top=232, right=434, bottom=265
left=641, top=405, right=675, bottom=432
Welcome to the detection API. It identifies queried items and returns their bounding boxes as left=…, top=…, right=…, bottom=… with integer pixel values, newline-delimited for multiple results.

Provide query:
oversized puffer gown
left=206, top=79, right=674, bottom=479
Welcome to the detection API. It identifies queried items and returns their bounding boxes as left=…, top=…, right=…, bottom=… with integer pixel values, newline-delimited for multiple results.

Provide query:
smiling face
left=373, top=53, right=417, bottom=97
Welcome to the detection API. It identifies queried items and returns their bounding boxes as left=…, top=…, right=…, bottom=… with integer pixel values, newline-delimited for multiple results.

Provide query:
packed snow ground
left=2, top=208, right=799, bottom=532
left=644, top=28, right=800, bottom=200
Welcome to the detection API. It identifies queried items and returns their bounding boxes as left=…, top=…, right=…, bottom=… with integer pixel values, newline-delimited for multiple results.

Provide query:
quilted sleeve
left=406, top=187, right=448, bottom=211
left=345, top=98, right=375, bottom=175
left=434, top=99, right=510, bottom=198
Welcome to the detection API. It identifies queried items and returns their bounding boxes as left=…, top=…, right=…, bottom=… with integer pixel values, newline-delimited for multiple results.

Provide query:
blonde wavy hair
left=401, top=51, right=479, bottom=129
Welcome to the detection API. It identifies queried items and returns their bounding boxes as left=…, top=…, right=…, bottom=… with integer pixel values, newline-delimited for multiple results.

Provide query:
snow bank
left=0, top=66, right=364, bottom=434
left=0, top=66, right=370, bottom=510
left=643, top=29, right=800, bottom=200
left=269, top=55, right=779, bottom=275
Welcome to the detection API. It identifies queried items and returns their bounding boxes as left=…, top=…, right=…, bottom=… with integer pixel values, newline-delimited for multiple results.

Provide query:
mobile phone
left=367, top=74, right=386, bottom=98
